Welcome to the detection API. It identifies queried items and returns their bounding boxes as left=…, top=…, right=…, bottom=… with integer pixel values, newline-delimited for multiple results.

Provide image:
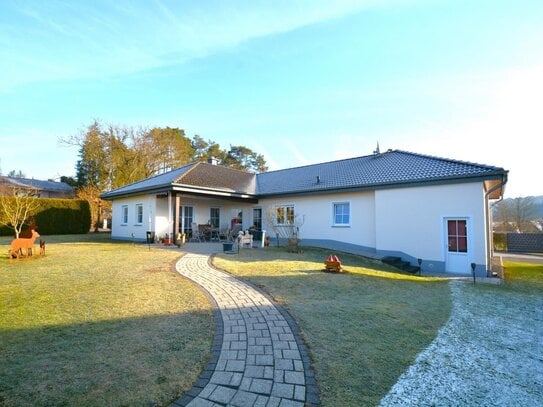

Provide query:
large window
left=121, top=205, right=128, bottom=224
left=136, top=204, right=143, bottom=224
left=210, top=207, right=220, bottom=228
left=276, top=205, right=294, bottom=225
left=183, top=206, right=194, bottom=235
left=253, top=208, right=262, bottom=230
left=333, top=202, right=350, bottom=226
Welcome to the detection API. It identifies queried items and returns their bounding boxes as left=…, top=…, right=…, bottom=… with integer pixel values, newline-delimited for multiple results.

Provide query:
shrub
left=0, top=198, right=91, bottom=236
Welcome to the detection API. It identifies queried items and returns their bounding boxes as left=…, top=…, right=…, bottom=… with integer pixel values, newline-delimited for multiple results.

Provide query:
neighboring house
left=101, top=150, right=507, bottom=276
left=0, top=176, right=75, bottom=198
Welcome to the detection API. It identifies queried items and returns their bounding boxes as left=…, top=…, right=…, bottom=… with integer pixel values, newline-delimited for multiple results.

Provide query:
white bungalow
left=101, top=149, right=507, bottom=276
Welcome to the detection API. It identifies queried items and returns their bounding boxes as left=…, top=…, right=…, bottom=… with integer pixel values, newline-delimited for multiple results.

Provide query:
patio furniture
left=238, top=230, right=253, bottom=248
left=190, top=223, right=204, bottom=242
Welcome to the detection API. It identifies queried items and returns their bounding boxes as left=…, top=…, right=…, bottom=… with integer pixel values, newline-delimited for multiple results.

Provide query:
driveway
left=380, top=281, right=543, bottom=406
left=495, top=252, right=543, bottom=265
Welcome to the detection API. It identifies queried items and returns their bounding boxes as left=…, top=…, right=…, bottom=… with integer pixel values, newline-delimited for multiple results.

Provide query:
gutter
left=484, top=171, right=508, bottom=276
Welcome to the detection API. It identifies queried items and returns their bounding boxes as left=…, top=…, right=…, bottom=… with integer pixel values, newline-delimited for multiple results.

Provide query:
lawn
left=213, top=246, right=452, bottom=406
left=503, top=261, right=543, bottom=294
left=0, top=234, right=214, bottom=406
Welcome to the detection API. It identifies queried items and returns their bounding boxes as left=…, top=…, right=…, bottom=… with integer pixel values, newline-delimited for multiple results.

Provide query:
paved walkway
left=172, top=248, right=319, bottom=407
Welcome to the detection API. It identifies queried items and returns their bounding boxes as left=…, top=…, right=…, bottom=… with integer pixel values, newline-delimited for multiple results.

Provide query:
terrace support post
left=174, top=194, right=180, bottom=245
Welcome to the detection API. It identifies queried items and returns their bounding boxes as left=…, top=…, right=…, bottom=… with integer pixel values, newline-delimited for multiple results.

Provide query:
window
left=135, top=204, right=143, bottom=224
left=276, top=205, right=294, bottom=225
left=182, top=206, right=194, bottom=235
left=121, top=205, right=128, bottom=224
left=447, top=220, right=467, bottom=253
left=253, top=208, right=262, bottom=230
left=210, top=207, right=220, bottom=228
left=333, top=202, right=350, bottom=226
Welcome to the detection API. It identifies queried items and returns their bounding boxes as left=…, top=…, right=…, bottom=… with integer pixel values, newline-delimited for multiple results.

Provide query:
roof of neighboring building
left=0, top=176, right=74, bottom=192
left=256, top=149, right=507, bottom=196
left=101, top=150, right=507, bottom=200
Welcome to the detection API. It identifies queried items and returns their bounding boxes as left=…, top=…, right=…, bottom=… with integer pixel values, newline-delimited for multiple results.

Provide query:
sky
left=0, top=0, right=541, bottom=198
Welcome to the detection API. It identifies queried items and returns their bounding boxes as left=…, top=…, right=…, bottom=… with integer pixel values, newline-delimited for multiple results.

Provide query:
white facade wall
left=111, top=194, right=156, bottom=241
left=259, top=191, right=376, bottom=248
left=374, top=182, right=487, bottom=271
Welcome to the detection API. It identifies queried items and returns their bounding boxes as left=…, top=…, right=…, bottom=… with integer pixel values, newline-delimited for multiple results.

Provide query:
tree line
left=61, top=120, right=268, bottom=192
left=57, top=120, right=268, bottom=230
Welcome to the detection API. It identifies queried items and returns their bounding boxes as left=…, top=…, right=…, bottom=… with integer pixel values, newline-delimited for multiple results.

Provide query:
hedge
left=0, top=198, right=91, bottom=236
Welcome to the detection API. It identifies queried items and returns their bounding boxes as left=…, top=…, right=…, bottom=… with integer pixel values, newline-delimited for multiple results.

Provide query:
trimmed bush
left=493, top=232, right=507, bottom=251
left=0, top=198, right=91, bottom=236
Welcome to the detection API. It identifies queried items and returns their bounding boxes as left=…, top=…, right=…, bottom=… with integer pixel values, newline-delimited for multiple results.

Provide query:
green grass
left=213, top=247, right=452, bottom=406
left=0, top=234, right=213, bottom=406
left=503, top=261, right=543, bottom=294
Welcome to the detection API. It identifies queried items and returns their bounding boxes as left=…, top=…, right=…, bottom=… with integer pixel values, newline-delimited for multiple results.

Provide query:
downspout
left=484, top=172, right=508, bottom=276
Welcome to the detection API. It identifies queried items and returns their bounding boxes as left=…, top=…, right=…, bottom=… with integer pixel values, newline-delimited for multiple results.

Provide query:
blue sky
left=0, top=0, right=541, bottom=197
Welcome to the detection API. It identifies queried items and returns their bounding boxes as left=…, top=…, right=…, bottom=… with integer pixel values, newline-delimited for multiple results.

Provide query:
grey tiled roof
left=101, top=150, right=507, bottom=199
left=255, top=150, right=506, bottom=196
left=101, top=163, right=196, bottom=198
left=101, top=162, right=257, bottom=198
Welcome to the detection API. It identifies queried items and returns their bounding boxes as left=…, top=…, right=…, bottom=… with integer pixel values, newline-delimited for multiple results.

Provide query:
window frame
left=210, top=207, right=220, bottom=229
left=275, top=205, right=295, bottom=225
left=121, top=205, right=129, bottom=225
left=332, top=202, right=351, bottom=227
left=135, top=203, right=143, bottom=225
left=252, top=207, right=262, bottom=230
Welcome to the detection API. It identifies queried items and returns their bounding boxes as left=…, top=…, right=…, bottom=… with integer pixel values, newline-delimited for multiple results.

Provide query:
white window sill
left=332, top=224, right=351, bottom=228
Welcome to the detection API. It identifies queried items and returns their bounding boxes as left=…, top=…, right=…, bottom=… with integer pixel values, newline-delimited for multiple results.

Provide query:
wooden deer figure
left=8, top=230, right=40, bottom=260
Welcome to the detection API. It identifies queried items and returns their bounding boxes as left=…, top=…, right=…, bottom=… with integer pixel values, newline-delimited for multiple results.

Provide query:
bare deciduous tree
left=0, top=188, right=40, bottom=238
left=494, top=196, right=537, bottom=232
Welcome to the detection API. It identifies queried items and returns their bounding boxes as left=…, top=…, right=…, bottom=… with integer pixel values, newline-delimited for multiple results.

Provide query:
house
left=101, top=150, right=507, bottom=276
left=0, top=176, right=75, bottom=198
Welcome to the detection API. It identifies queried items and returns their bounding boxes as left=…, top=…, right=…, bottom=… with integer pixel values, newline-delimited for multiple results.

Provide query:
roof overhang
left=258, top=173, right=508, bottom=199
left=101, top=183, right=258, bottom=202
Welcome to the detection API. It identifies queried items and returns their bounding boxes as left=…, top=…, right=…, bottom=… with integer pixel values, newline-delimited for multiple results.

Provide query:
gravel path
left=380, top=281, right=543, bottom=406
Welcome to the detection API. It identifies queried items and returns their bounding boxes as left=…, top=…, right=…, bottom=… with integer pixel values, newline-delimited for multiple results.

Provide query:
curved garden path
left=172, top=250, right=319, bottom=407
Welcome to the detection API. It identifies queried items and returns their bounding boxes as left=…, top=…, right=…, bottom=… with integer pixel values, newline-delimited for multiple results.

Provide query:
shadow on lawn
left=0, top=311, right=213, bottom=407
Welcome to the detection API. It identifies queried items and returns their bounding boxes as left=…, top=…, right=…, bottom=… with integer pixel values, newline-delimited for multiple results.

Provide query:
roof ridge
left=392, top=149, right=505, bottom=171
left=258, top=151, right=386, bottom=176
left=113, top=162, right=196, bottom=190
left=200, top=161, right=257, bottom=175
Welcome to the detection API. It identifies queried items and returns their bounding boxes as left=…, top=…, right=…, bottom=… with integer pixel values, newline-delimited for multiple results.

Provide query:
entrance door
left=445, top=218, right=469, bottom=273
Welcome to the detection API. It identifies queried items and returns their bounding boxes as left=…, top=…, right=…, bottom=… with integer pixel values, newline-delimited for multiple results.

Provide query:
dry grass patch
left=0, top=234, right=213, bottom=406
left=214, top=247, right=451, bottom=406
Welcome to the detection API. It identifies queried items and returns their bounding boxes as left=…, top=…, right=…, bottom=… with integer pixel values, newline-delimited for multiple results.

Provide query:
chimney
left=207, top=156, right=218, bottom=165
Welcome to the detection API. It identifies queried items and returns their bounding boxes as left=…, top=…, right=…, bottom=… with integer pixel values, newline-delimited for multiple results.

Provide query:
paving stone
left=208, top=385, right=236, bottom=404
left=294, top=385, right=305, bottom=401
left=248, top=345, right=265, bottom=355
left=229, top=390, right=259, bottom=407
left=249, top=378, right=273, bottom=395
left=278, top=399, right=304, bottom=407
left=225, top=360, right=245, bottom=372
left=210, top=371, right=234, bottom=385
left=186, top=396, right=216, bottom=407
left=282, top=350, right=301, bottom=360
left=267, top=396, right=281, bottom=407
left=274, top=369, right=284, bottom=383
left=239, top=377, right=252, bottom=391
left=293, top=360, right=303, bottom=371
left=255, top=337, right=272, bottom=346
left=245, top=365, right=265, bottom=378
left=198, top=384, right=217, bottom=399
left=254, top=395, right=269, bottom=407
left=284, top=371, right=305, bottom=385
left=255, top=354, right=274, bottom=366
left=275, top=359, right=294, bottom=370
left=272, top=383, right=294, bottom=399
